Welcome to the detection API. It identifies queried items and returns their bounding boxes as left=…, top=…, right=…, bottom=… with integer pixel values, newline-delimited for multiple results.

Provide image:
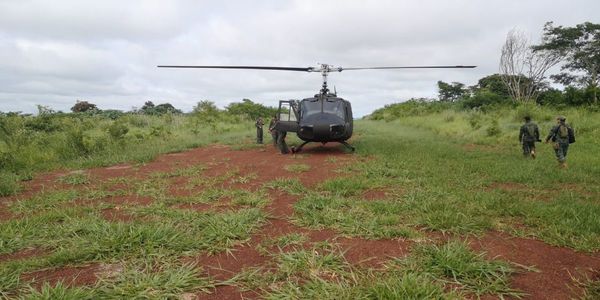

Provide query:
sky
left=0, top=0, right=598, bottom=117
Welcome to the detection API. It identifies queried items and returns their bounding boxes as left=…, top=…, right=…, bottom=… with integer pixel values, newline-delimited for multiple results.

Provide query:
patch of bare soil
left=336, top=237, right=412, bottom=268
left=361, top=188, right=390, bottom=201
left=0, top=201, right=12, bottom=220
left=100, top=207, right=135, bottom=222
left=0, top=247, right=47, bottom=263
left=469, top=231, right=600, bottom=299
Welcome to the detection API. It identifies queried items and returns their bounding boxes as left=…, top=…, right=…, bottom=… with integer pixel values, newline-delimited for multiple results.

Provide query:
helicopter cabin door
left=275, top=100, right=299, bottom=133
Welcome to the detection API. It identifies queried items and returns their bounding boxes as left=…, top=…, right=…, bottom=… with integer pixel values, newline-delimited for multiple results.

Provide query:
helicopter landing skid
left=291, top=141, right=355, bottom=153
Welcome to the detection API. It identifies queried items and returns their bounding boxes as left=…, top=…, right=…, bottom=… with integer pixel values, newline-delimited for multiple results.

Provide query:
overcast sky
left=0, top=0, right=598, bottom=116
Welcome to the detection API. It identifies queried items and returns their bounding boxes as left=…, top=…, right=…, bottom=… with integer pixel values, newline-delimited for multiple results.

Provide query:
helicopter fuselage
left=275, top=93, right=353, bottom=151
left=297, top=95, right=353, bottom=143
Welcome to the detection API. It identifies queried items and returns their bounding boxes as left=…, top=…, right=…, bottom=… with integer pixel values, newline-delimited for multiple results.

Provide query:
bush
left=486, top=119, right=502, bottom=137
left=460, top=90, right=508, bottom=109
left=108, top=122, right=129, bottom=139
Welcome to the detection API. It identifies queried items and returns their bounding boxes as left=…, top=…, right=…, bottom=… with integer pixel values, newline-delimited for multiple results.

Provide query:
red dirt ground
left=2, top=143, right=599, bottom=299
left=470, top=231, right=600, bottom=299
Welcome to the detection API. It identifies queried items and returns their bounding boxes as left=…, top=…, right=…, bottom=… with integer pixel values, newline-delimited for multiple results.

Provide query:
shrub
left=108, top=122, right=129, bottom=139
left=486, top=119, right=502, bottom=137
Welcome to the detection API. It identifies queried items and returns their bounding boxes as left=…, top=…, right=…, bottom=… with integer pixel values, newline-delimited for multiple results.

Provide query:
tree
left=499, top=29, right=561, bottom=103
left=153, top=103, right=182, bottom=115
left=475, top=74, right=511, bottom=98
left=71, top=100, right=98, bottom=113
left=140, top=101, right=181, bottom=115
left=534, top=22, right=600, bottom=104
left=437, top=81, right=467, bottom=102
left=225, top=99, right=277, bottom=119
left=140, top=101, right=155, bottom=113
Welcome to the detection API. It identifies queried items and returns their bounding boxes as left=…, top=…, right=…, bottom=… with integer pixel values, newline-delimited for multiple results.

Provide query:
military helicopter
left=157, top=63, right=475, bottom=152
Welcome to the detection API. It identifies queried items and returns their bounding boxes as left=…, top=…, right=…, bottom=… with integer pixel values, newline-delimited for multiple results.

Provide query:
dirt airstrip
left=1, top=143, right=599, bottom=299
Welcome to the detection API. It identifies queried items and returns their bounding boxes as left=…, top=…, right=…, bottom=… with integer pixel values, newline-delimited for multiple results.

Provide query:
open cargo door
left=274, top=100, right=299, bottom=132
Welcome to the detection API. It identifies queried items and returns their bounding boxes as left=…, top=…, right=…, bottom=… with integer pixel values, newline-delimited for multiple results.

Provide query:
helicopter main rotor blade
left=340, top=65, right=476, bottom=71
left=157, top=65, right=313, bottom=72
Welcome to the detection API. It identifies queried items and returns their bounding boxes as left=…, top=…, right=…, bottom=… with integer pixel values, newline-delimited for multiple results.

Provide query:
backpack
left=558, top=125, right=569, bottom=138
left=568, top=126, right=576, bottom=144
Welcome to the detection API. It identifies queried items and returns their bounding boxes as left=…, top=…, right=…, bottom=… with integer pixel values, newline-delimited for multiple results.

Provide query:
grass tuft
left=283, top=164, right=311, bottom=173
left=57, top=172, right=90, bottom=185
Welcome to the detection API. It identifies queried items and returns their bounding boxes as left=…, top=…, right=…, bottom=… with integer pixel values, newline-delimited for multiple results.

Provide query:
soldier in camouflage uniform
left=519, top=116, right=540, bottom=159
left=277, top=130, right=289, bottom=154
left=545, top=116, right=575, bottom=168
left=255, top=117, right=264, bottom=144
left=268, top=115, right=278, bottom=146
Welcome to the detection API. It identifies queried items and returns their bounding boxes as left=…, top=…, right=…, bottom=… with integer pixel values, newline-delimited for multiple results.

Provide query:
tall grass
left=348, top=104, right=600, bottom=251
left=0, top=113, right=256, bottom=196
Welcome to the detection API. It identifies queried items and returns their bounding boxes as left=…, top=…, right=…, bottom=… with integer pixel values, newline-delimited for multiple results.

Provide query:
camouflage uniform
left=255, top=118, right=264, bottom=144
left=519, top=120, right=540, bottom=158
left=277, top=131, right=289, bottom=154
left=268, top=117, right=278, bottom=146
left=545, top=117, right=573, bottom=166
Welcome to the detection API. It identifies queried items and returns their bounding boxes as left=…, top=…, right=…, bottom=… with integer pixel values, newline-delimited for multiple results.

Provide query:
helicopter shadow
left=293, top=144, right=352, bottom=156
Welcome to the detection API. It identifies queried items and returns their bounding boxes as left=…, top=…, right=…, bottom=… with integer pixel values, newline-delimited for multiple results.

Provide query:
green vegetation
left=20, top=259, right=213, bottom=299
left=394, top=241, right=520, bottom=297
left=0, top=99, right=277, bottom=197
left=283, top=163, right=311, bottom=173
left=0, top=171, right=21, bottom=196
left=2, top=20, right=599, bottom=299
left=57, top=172, right=90, bottom=185
left=236, top=241, right=518, bottom=299
left=355, top=104, right=600, bottom=251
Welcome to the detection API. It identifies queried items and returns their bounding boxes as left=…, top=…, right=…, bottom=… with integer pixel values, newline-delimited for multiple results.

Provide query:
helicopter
left=157, top=63, right=476, bottom=152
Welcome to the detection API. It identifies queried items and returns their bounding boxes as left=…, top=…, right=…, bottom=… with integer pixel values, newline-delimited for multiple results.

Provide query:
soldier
left=277, top=130, right=289, bottom=154
left=519, top=116, right=540, bottom=159
left=268, top=115, right=278, bottom=147
left=255, top=117, right=264, bottom=144
left=545, top=116, right=575, bottom=168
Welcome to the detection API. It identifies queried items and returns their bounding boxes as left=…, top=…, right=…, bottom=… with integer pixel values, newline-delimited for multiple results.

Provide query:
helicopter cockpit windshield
left=300, top=99, right=345, bottom=120
left=300, top=100, right=321, bottom=118
left=323, top=100, right=345, bottom=119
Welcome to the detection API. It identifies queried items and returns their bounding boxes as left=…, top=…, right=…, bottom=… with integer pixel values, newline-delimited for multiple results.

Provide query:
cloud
left=0, top=0, right=599, bottom=116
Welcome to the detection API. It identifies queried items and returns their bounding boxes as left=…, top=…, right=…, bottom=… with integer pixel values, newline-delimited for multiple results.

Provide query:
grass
left=321, top=119, right=600, bottom=251
left=263, top=178, right=305, bottom=195
left=57, top=172, right=90, bottom=185
left=293, top=193, right=419, bottom=239
left=234, top=243, right=462, bottom=299
left=0, top=114, right=256, bottom=181
left=20, top=259, right=214, bottom=299
left=149, top=164, right=206, bottom=179
left=3, top=104, right=600, bottom=297
left=392, top=240, right=521, bottom=298
left=0, top=171, right=21, bottom=196
left=256, top=233, right=308, bottom=255
left=0, top=205, right=264, bottom=296
left=283, top=163, right=311, bottom=173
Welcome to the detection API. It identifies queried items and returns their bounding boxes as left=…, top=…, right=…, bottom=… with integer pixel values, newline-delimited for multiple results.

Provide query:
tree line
left=437, top=21, right=599, bottom=108
left=2, top=98, right=277, bottom=122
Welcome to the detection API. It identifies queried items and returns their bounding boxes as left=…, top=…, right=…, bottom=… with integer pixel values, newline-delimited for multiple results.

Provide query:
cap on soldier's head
left=557, top=115, right=566, bottom=122
left=524, top=116, right=531, bottom=121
